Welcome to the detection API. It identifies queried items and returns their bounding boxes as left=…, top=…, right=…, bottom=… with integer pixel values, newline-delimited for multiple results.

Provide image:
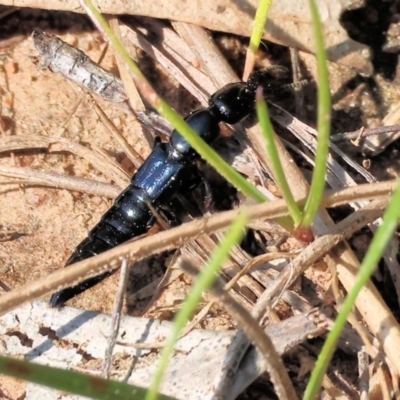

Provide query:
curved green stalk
left=79, top=0, right=267, bottom=204
left=0, top=355, right=174, bottom=400
left=256, top=88, right=302, bottom=226
left=244, top=0, right=273, bottom=75
left=304, top=180, right=400, bottom=399
left=300, top=0, right=331, bottom=228
left=145, top=212, right=249, bottom=400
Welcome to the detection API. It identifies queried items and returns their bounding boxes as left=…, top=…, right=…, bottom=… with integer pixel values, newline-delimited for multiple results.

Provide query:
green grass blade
left=249, top=0, right=272, bottom=55
left=300, top=0, right=331, bottom=228
left=145, top=212, right=249, bottom=400
left=79, top=0, right=267, bottom=205
left=244, top=0, right=273, bottom=76
left=256, top=88, right=302, bottom=226
left=0, top=355, right=174, bottom=400
left=303, top=180, right=400, bottom=400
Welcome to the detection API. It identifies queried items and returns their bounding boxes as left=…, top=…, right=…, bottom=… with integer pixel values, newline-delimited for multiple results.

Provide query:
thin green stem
left=79, top=0, right=267, bottom=204
left=244, top=0, right=273, bottom=75
left=0, top=355, right=173, bottom=400
left=145, top=212, right=249, bottom=400
left=256, top=88, right=302, bottom=226
left=300, top=0, right=331, bottom=228
left=304, top=179, right=400, bottom=399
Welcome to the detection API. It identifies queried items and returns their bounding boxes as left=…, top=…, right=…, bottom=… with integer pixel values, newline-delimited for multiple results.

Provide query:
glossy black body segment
left=49, top=70, right=268, bottom=307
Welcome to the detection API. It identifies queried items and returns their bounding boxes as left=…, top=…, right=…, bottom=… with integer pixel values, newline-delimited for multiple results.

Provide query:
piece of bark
left=1, top=0, right=372, bottom=74
left=0, top=301, right=328, bottom=400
